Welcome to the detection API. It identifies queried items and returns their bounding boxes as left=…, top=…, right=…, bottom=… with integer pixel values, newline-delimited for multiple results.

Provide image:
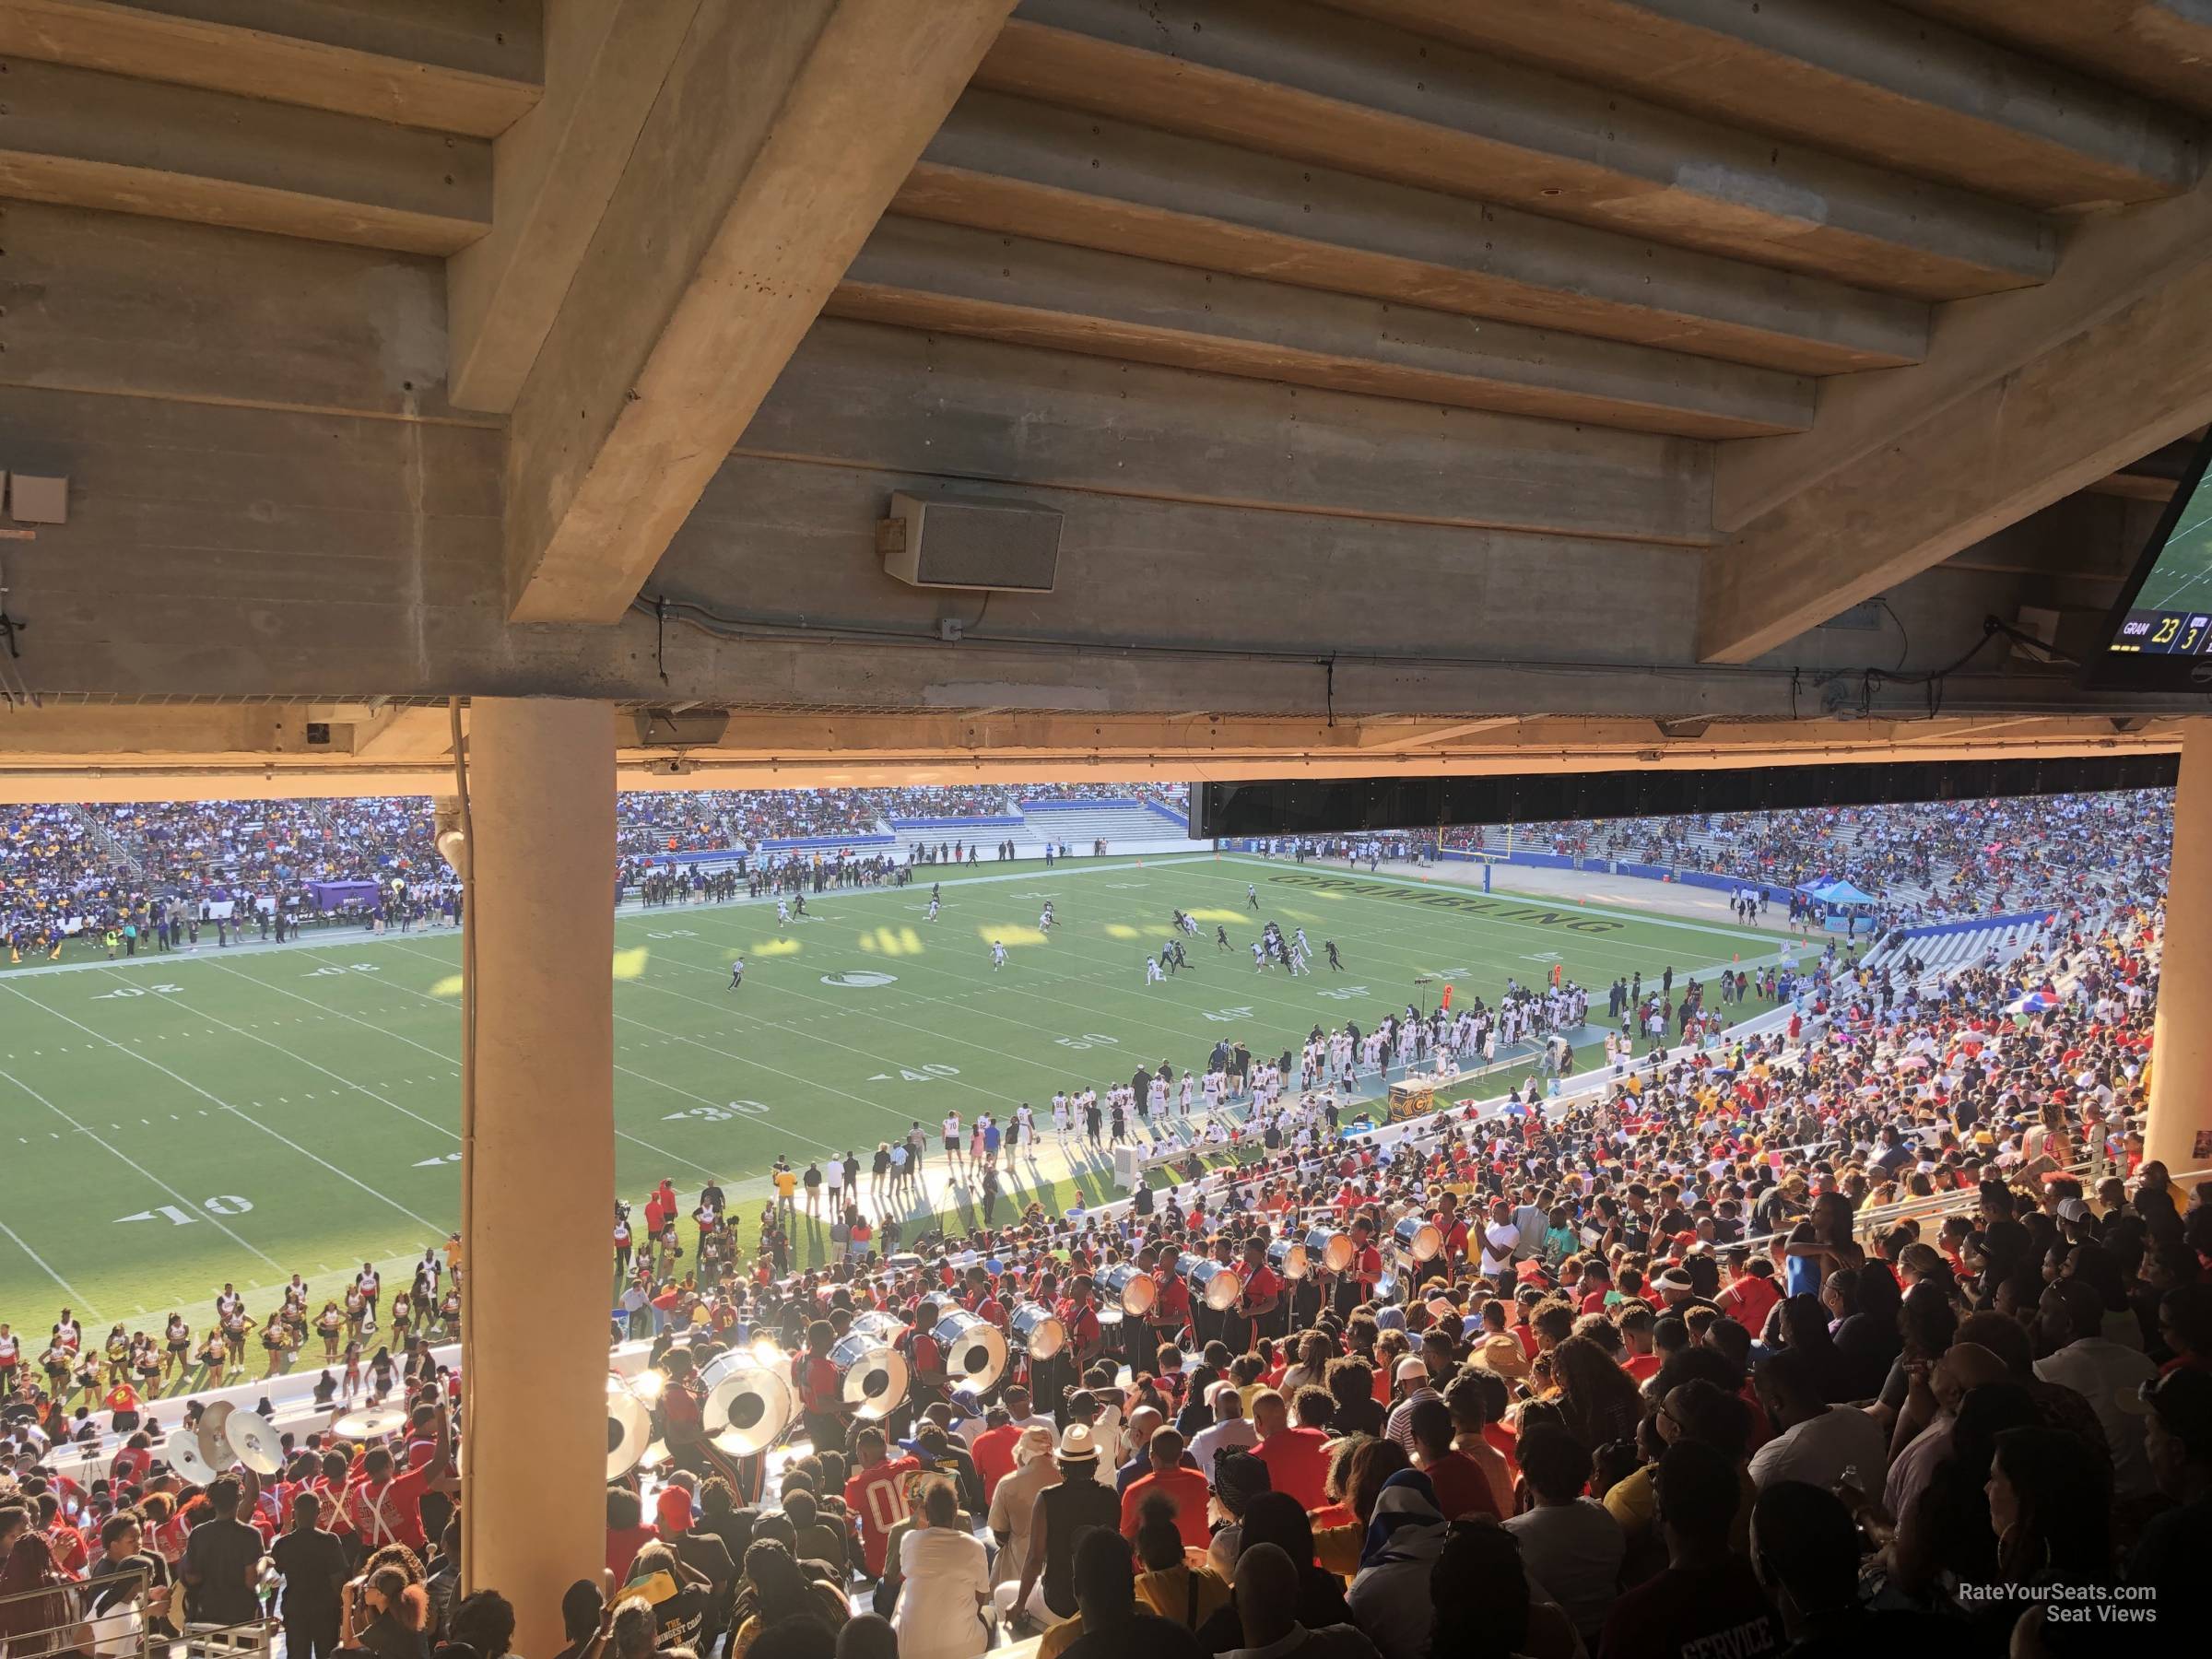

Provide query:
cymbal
left=194, top=1402, right=236, bottom=1472
left=166, top=1426, right=220, bottom=1485
left=331, top=1405, right=408, bottom=1439
left=226, top=1411, right=284, bottom=1476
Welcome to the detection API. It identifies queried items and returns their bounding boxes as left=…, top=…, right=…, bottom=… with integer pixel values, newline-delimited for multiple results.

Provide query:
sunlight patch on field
left=1102, top=924, right=1143, bottom=940
left=1184, top=907, right=1247, bottom=923
left=612, top=947, right=651, bottom=980
left=857, top=926, right=924, bottom=956
left=429, top=974, right=464, bottom=997
left=750, top=938, right=803, bottom=957
left=982, top=924, right=1048, bottom=947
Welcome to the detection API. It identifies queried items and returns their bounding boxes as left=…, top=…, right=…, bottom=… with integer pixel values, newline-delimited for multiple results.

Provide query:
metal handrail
left=0, top=1573, right=157, bottom=1659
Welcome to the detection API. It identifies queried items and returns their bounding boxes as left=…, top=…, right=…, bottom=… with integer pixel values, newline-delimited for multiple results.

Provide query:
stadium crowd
left=0, top=787, right=1186, bottom=962
left=4, top=830, right=2203, bottom=1659
left=1442, top=792, right=2171, bottom=926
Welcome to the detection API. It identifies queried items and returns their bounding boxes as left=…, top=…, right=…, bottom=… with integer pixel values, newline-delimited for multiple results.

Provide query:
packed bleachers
left=2, top=785, right=2201, bottom=1659
left=4, top=861, right=2199, bottom=1659
left=1441, top=790, right=2173, bottom=924
left=0, top=786, right=1187, bottom=954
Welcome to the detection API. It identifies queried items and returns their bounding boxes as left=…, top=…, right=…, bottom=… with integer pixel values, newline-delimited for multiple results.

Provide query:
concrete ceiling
left=2, top=0, right=2210, bottom=789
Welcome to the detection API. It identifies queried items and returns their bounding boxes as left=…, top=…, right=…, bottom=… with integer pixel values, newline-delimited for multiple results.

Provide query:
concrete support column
left=2146, top=722, right=2212, bottom=1179
left=459, top=699, right=616, bottom=1659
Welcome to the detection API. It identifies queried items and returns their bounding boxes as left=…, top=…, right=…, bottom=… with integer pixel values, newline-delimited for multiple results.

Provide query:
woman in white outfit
left=892, top=1477, right=993, bottom=1659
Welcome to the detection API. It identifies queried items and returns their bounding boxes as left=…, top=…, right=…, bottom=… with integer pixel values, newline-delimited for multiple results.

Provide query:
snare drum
left=1305, top=1229, right=1355, bottom=1274
left=1394, top=1216, right=1443, bottom=1263
left=1098, top=1263, right=1157, bottom=1324
left=1186, top=1257, right=1243, bottom=1312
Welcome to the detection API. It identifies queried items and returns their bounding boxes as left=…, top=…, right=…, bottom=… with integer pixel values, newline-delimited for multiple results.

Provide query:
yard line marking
left=0, top=981, right=446, bottom=1236
left=194, top=955, right=805, bottom=1175
left=0, top=1217, right=102, bottom=1319
left=97, top=967, right=468, bottom=1152
left=0, top=1063, right=281, bottom=1271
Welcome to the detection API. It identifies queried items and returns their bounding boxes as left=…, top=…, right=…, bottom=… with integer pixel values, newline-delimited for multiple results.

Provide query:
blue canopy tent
left=1802, top=878, right=1878, bottom=907
left=1799, top=877, right=1880, bottom=936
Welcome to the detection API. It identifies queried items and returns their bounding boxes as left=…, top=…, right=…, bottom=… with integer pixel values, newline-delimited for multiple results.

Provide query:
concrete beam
left=7, top=381, right=2186, bottom=721
left=904, top=92, right=1929, bottom=375
left=0, top=203, right=488, bottom=426
left=2086, top=472, right=2182, bottom=503
left=1698, top=258, right=2212, bottom=663
left=1902, top=0, right=2212, bottom=119
left=1354, top=718, right=1526, bottom=751
left=1937, top=494, right=2142, bottom=582
left=830, top=217, right=1814, bottom=439
left=1322, top=0, right=2201, bottom=210
left=734, top=320, right=1715, bottom=544
left=502, top=0, right=1018, bottom=625
left=0, top=56, right=491, bottom=253
left=985, top=0, right=2054, bottom=300
left=0, top=0, right=541, bottom=136
left=0, top=705, right=2183, bottom=803
left=349, top=705, right=455, bottom=759
left=445, top=1, right=703, bottom=413
left=1715, top=169, right=2212, bottom=531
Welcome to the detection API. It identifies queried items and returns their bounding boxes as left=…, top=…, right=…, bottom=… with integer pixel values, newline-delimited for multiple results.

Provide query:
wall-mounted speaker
left=878, top=490, right=1060, bottom=592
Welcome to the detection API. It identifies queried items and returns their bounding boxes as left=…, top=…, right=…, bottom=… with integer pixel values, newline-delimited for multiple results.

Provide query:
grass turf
left=0, top=853, right=1793, bottom=1338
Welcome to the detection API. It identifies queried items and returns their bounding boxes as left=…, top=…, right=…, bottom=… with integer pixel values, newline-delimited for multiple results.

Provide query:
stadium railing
left=0, top=1575, right=161, bottom=1659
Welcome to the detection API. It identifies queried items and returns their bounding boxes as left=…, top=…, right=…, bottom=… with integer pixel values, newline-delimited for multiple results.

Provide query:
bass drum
left=1394, top=1217, right=1443, bottom=1263
left=1008, top=1302, right=1065, bottom=1360
left=606, top=1373, right=655, bottom=1478
left=1305, top=1229, right=1355, bottom=1274
left=830, top=1329, right=909, bottom=1420
left=1267, top=1237, right=1310, bottom=1279
left=933, top=1309, right=1009, bottom=1394
left=1097, top=1263, right=1157, bottom=1325
left=700, top=1348, right=795, bottom=1456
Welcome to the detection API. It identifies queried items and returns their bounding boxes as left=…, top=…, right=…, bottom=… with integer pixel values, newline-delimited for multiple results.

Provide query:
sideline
left=1214, top=853, right=1796, bottom=949
left=2, top=853, right=1218, bottom=980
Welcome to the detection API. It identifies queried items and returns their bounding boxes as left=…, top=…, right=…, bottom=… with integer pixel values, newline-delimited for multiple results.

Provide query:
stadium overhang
left=4, top=0, right=2212, bottom=757
left=0, top=702, right=2185, bottom=804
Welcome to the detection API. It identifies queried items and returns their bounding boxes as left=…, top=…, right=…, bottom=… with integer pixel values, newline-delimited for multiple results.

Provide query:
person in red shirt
left=1058, top=1282, right=1104, bottom=1372
left=1409, top=1398, right=1499, bottom=1522
left=842, top=1426, right=921, bottom=1581
left=1119, top=1426, right=1210, bottom=1551
left=1341, top=1219, right=1383, bottom=1314
left=343, top=1406, right=452, bottom=1556
left=1434, top=1193, right=1471, bottom=1271
left=1149, top=1257, right=1192, bottom=1348
left=605, top=1486, right=658, bottom=1582
left=1578, top=1265, right=1614, bottom=1316
left=970, top=1407, right=1022, bottom=1502
left=792, top=1321, right=847, bottom=1456
left=1715, top=1253, right=1781, bottom=1335
left=1619, top=1304, right=1662, bottom=1382
left=1250, top=1391, right=1332, bottom=1511
left=1237, top=1240, right=1282, bottom=1342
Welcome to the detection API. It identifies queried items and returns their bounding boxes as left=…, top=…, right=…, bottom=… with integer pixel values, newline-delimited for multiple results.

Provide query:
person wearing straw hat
left=1009, top=1423, right=1116, bottom=1630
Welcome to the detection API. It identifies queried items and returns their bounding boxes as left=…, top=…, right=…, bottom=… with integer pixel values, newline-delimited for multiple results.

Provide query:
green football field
left=0, top=853, right=1790, bottom=1344
left=2134, top=470, right=2212, bottom=613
